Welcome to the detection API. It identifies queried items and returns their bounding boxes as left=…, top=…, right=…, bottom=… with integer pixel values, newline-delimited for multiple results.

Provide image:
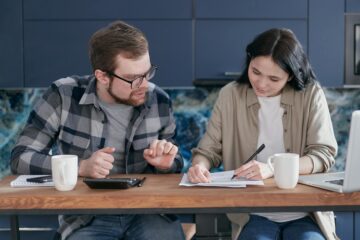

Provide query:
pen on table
left=231, top=143, right=266, bottom=180
left=138, top=177, right=146, bottom=187
left=26, top=175, right=53, bottom=183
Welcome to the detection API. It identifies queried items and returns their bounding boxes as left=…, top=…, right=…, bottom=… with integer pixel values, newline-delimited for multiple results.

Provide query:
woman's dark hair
left=237, top=28, right=315, bottom=90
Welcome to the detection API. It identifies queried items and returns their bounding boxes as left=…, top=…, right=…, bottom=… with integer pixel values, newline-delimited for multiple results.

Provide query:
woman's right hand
left=187, top=164, right=211, bottom=183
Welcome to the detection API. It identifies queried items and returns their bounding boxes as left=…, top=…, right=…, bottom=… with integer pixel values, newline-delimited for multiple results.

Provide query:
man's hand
left=187, top=163, right=211, bottom=183
left=143, top=139, right=178, bottom=170
left=79, top=147, right=115, bottom=178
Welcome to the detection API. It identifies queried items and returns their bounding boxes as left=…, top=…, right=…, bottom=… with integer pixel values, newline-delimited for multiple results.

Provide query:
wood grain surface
left=0, top=174, right=359, bottom=213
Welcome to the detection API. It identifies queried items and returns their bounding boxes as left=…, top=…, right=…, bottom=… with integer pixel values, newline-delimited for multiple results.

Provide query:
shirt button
left=286, top=149, right=290, bottom=152
left=284, top=111, right=287, bottom=115
left=284, top=129, right=287, bottom=133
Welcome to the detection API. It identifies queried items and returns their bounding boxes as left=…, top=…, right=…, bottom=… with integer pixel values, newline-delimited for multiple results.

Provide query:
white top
left=254, top=95, right=308, bottom=222
left=256, top=95, right=285, bottom=163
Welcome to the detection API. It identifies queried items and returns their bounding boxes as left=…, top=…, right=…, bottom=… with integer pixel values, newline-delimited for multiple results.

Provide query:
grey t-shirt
left=98, top=100, right=133, bottom=174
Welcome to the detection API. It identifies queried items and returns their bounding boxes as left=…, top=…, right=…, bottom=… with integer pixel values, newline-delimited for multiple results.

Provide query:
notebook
left=299, top=110, right=360, bottom=193
left=10, top=175, right=55, bottom=188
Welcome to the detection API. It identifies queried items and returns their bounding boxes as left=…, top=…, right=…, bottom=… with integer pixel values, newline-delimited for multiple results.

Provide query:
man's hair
left=89, top=21, right=148, bottom=72
left=237, top=28, right=316, bottom=90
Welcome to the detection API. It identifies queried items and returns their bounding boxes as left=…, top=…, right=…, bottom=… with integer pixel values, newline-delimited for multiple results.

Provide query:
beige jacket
left=192, top=81, right=339, bottom=240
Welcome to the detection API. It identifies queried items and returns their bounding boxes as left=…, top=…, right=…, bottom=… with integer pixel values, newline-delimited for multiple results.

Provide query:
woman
left=188, top=28, right=338, bottom=240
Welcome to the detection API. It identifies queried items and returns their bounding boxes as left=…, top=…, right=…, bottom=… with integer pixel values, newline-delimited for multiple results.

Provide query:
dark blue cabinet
left=195, top=20, right=307, bottom=80
left=1, top=212, right=359, bottom=240
left=335, top=212, right=354, bottom=239
left=23, top=0, right=192, bottom=19
left=0, top=0, right=23, bottom=87
left=0, top=0, right=350, bottom=87
left=195, top=0, right=307, bottom=18
left=24, top=21, right=96, bottom=87
left=24, top=20, right=192, bottom=87
left=355, top=212, right=360, bottom=240
left=194, top=0, right=344, bottom=87
left=194, top=0, right=307, bottom=82
left=18, top=0, right=193, bottom=87
left=131, top=21, right=192, bottom=87
left=346, top=0, right=360, bottom=12
left=308, top=0, right=344, bottom=87
left=0, top=215, right=58, bottom=240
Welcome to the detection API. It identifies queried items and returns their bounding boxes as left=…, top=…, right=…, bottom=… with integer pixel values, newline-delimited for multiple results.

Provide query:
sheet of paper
left=179, top=170, right=264, bottom=188
left=10, top=175, right=55, bottom=188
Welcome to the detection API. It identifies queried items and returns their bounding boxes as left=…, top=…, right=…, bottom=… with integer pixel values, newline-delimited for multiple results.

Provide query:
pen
left=137, top=177, right=146, bottom=187
left=26, top=175, right=53, bottom=183
left=231, top=144, right=266, bottom=180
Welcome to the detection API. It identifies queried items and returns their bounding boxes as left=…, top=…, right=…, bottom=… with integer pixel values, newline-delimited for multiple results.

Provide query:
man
left=11, top=21, right=185, bottom=240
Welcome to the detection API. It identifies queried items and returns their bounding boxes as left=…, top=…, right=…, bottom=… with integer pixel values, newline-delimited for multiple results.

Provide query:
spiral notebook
left=10, top=175, right=55, bottom=188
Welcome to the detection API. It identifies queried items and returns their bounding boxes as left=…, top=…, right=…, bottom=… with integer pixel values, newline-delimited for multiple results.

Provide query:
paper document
left=10, top=175, right=55, bottom=188
left=179, top=170, right=264, bottom=188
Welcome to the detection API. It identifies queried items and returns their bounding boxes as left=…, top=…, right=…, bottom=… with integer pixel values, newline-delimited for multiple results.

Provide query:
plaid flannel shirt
left=11, top=75, right=183, bottom=239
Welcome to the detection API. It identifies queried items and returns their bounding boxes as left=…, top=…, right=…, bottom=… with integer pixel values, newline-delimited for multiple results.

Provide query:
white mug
left=51, top=155, right=78, bottom=191
left=267, top=153, right=299, bottom=189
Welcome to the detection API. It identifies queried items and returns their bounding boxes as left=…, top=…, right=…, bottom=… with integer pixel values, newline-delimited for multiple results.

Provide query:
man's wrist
left=156, top=162, right=175, bottom=172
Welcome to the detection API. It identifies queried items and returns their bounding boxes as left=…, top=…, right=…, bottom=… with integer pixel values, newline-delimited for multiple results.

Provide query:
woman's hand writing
left=233, top=160, right=273, bottom=180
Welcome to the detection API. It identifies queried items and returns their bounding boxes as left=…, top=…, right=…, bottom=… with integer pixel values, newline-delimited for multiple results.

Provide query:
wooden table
left=1, top=174, right=360, bottom=240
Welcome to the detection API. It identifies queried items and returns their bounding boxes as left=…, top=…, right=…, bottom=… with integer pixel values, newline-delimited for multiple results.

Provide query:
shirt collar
left=79, top=75, right=100, bottom=108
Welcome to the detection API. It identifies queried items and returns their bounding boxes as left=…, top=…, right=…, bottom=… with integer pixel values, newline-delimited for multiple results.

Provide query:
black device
left=26, top=175, right=53, bottom=183
left=83, top=177, right=146, bottom=189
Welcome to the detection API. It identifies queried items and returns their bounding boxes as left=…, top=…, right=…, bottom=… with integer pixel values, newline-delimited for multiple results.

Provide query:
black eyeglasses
left=106, top=65, right=157, bottom=89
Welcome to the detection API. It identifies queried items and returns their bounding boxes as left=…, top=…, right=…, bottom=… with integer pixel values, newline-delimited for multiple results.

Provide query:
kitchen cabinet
left=19, top=0, right=192, bottom=87
left=0, top=0, right=347, bottom=87
left=194, top=0, right=344, bottom=87
left=0, top=0, right=23, bottom=87
left=23, top=20, right=192, bottom=87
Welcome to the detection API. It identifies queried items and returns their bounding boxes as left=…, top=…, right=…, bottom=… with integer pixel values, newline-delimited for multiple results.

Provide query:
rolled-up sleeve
left=305, top=86, right=337, bottom=173
left=191, top=89, right=226, bottom=169
left=11, top=84, right=62, bottom=174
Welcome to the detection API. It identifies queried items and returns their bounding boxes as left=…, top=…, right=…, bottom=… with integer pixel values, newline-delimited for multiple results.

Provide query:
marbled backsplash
left=1, top=86, right=360, bottom=178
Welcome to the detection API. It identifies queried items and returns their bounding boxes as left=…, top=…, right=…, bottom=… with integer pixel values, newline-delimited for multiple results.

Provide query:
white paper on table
left=179, top=170, right=264, bottom=188
left=10, top=175, right=55, bottom=188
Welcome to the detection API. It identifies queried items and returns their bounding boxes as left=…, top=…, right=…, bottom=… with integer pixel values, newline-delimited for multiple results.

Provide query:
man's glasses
left=106, top=65, right=157, bottom=89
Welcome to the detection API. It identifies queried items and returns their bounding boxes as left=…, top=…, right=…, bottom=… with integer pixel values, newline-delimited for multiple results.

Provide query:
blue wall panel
left=195, top=0, right=307, bottom=19
left=195, top=20, right=307, bottom=80
left=24, top=20, right=192, bottom=87
left=355, top=212, right=360, bottom=240
left=1, top=0, right=351, bottom=87
left=0, top=0, right=23, bottom=87
left=346, top=0, right=360, bottom=12
left=309, top=0, right=344, bottom=87
left=335, top=212, right=354, bottom=239
left=24, top=0, right=192, bottom=19
left=24, top=21, right=98, bottom=87
left=128, top=21, right=193, bottom=87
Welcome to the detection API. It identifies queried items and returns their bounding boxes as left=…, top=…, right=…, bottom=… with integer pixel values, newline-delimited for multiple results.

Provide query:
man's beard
left=107, top=79, right=147, bottom=106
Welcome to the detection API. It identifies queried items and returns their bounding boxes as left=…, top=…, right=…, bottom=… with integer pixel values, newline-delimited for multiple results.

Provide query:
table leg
left=10, top=215, right=20, bottom=240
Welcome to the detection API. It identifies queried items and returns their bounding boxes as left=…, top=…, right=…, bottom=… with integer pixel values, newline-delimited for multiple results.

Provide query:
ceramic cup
left=51, top=155, right=78, bottom=191
left=267, top=153, right=299, bottom=189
